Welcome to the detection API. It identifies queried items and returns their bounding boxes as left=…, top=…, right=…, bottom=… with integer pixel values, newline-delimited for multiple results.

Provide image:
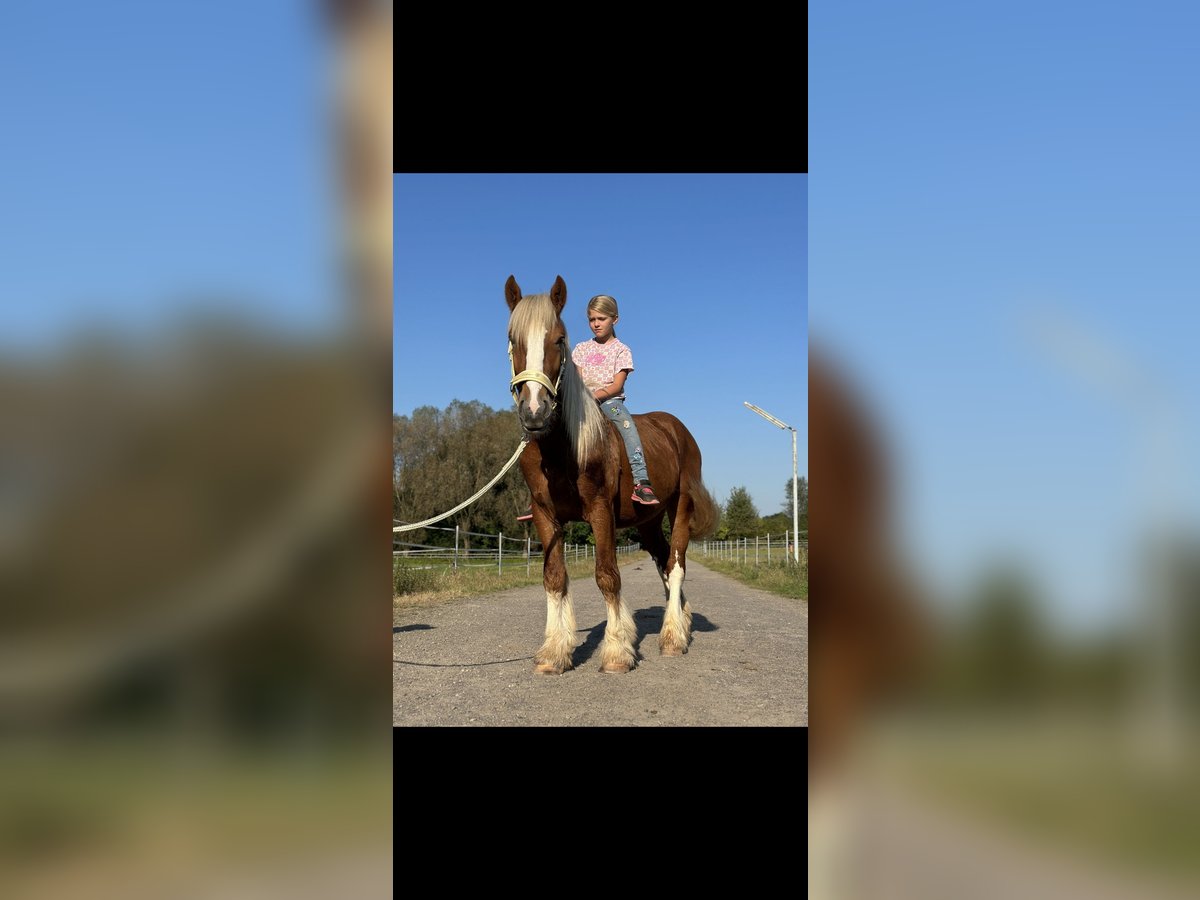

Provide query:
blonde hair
left=587, top=294, right=619, bottom=319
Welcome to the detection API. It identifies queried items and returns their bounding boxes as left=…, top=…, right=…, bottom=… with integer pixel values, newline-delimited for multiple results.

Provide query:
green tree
left=722, top=486, right=761, bottom=539
left=955, top=564, right=1049, bottom=707
left=759, top=512, right=791, bottom=534
left=393, top=399, right=528, bottom=548
left=563, top=521, right=593, bottom=545
left=783, top=476, right=808, bottom=518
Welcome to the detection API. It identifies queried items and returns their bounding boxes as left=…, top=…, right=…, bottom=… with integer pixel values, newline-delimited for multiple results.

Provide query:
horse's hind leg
left=637, top=512, right=671, bottom=602
left=533, top=520, right=578, bottom=675
left=590, top=503, right=637, bottom=673
left=660, top=496, right=694, bottom=656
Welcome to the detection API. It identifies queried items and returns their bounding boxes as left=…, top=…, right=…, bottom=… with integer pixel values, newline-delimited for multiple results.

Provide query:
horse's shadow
left=393, top=624, right=434, bottom=634
left=572, top=606, right=717, bottom=666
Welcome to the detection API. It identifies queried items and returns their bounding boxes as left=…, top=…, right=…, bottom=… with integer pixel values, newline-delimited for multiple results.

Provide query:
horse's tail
left=687, top=480, right=720, bottom=539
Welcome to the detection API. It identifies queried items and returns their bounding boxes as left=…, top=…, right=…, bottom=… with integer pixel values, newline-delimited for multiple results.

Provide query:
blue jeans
left=600, top=398, right=650, bottom=484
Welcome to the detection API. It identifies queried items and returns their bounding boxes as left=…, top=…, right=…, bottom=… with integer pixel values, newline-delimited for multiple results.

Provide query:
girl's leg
left=601, top=399, right=651, bottom=484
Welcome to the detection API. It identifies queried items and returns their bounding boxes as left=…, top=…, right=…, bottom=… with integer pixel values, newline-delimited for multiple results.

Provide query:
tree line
left=717, top=478, right=808, bottom=541
left=393, top=400, right=531, bottom=547
left=394, top=399, right=807, bottom=546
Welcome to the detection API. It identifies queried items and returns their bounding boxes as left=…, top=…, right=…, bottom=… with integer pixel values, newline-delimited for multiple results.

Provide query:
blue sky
left=811, top=3, right=1200, bottom=632
left=394, top=174, right=808, bottom=525
left=0, top=3, right=337, bottom=350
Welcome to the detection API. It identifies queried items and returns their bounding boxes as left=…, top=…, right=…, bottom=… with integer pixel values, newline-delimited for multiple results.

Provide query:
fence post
left=767, top=532, right=771, bottom=564
left=454, top=525, right=459, bottom=570
left=526, top=535, right=531, bottom=575
left=756, top=535, right=759, bottom=566
left=499, top=531, right=503, bottom=575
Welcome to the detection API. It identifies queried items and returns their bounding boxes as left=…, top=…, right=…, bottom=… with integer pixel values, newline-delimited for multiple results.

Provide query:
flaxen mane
left=507, top=292, right=607, bottom=468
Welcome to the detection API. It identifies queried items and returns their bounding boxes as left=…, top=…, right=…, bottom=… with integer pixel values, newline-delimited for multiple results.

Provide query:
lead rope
left=392, top=438, right=529, bottom=533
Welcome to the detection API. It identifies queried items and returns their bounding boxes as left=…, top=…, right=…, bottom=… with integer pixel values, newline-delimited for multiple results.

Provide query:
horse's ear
left=505, top=275, right=522, bottom=311
left=550, top=275, right=567, bottom=313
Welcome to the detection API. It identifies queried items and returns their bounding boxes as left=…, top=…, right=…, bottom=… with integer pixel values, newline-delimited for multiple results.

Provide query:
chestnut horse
left=505, top=274, right=718, bottom=674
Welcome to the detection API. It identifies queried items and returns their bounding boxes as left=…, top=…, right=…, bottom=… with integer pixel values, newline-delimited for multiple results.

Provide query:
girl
left=573, top=294, right=660, bottom=505
left=517, top=293, right=659, bottom=522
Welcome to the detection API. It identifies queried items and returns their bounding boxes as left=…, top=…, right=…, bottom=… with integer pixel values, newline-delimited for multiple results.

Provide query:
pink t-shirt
left=572, top=337, right=634, bottom=399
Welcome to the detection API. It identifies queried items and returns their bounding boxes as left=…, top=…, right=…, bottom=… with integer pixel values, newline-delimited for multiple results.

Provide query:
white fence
left=694, top=533, right=809, bottom=566
left=393, top=523, right=641, bottom=574
left=395, top=524, right=805, bottom=573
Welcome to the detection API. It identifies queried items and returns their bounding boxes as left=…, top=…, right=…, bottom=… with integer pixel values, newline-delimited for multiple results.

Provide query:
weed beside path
left=690, top=555, right=808, bottom=600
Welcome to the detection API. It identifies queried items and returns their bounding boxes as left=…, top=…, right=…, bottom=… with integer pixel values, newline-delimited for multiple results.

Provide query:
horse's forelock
left=507, top=292, right=559, bottom=344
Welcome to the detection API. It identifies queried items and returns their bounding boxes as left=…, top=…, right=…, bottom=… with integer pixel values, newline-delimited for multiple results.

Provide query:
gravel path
left=393, top=560, right=807, bottom=726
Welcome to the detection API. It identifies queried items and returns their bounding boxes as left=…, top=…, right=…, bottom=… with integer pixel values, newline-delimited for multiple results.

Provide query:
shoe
left=631, top=482, right=660, bottom=505
left=516, top=505, right=534, bottom=522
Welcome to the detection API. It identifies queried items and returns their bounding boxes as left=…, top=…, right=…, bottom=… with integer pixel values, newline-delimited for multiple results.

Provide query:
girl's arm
left=594, top=368, right=630, bottom=401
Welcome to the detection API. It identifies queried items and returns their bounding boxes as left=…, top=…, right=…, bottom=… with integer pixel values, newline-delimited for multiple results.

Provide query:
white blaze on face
left=524, top=325, right=548, bottom=414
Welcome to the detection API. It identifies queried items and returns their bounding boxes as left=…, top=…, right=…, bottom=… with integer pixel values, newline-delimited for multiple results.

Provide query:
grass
left=395, top=545, right=810, bottom=610
left=691, top=552, right=808, bottom=600
left=393, top=552, right=643, bottom=611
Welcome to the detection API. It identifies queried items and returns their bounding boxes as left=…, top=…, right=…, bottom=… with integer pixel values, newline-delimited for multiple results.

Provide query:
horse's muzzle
left=518, top=397, right=557, bottom=436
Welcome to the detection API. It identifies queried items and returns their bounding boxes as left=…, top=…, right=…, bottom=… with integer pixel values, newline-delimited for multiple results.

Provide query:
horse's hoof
left=599, top=661, right=632, bottom=674
left=534, top=661, right=566, bottom=675
left=659, top=646, right=685, bottom=657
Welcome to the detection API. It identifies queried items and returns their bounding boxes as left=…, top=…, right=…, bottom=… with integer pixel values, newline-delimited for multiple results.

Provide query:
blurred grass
left=869, top=714, right=1200, bottom=885
left=393, top=553, right=644, bottom=611
left=0, top=740, right=390, bottom=898
left=692, top=554, right=809, bottom=600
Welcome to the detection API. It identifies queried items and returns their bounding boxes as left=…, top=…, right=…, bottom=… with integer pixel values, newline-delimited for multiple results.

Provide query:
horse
left=505, top=274, right=719, bottom=674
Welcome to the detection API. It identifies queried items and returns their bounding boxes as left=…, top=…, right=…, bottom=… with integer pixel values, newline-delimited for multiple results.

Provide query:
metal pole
left=454, top=525, right=459, bottom=570
left=526, top=536, right=531, bottom=575
left=744, top=401, right=801, bottom=565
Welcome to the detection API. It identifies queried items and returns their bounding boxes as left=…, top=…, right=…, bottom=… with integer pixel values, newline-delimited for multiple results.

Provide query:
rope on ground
left=393, top=439, right=529, bottom=533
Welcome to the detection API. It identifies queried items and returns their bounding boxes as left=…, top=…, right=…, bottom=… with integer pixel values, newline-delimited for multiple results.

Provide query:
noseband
left=508, top=340, right=564, bottom=405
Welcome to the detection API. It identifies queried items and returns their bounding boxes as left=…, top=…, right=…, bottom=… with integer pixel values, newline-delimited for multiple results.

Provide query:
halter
left=508, top=340, right=564, bottom=404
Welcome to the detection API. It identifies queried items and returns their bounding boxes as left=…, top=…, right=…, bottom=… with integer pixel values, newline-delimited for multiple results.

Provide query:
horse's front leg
left=587, top=502, right=637, bottom=673
left=532, top=513, right=577, bottom=675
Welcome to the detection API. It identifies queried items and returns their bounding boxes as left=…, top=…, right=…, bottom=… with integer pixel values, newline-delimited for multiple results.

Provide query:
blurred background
left=810, top=3, right=1200, bottom=897
left=0, top=2, right=391, bottom=896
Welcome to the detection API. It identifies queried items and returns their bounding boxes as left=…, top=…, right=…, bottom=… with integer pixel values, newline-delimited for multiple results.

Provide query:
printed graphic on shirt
left=572, top=338, right=634, bottom=398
